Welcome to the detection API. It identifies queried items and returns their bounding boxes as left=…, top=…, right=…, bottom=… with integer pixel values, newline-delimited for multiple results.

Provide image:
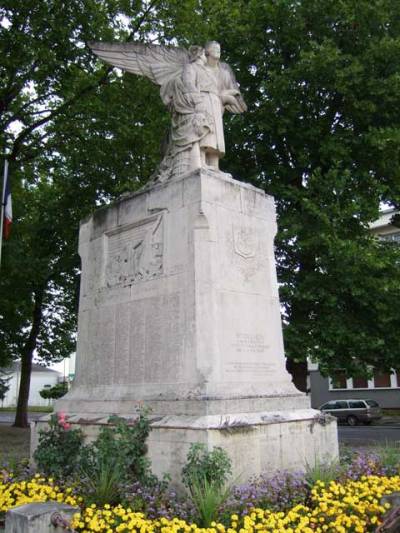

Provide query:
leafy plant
left=39, top=381, right=68, bottom=400
left=33, top=413, right=84, bottom=478
left=189, top=473, right=232, bottom=527
left=182, top=444, right=232, bottom=489
left=378, top=442, right=400, bottom=476
left=304, top=456, right=342, bottom=487
left=80, top=454, right=124, bottom=506
left=77, top=411, right=155, bottom=504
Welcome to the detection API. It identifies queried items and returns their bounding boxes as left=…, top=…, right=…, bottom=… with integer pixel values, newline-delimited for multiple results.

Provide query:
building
left=309, top=209, right=400, bottom=409
left=0, top=361, right=62, bottom=407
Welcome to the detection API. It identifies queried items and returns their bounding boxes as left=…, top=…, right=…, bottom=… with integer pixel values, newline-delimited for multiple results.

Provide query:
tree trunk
left=13, top=288, right=44, bottom=428
left=286, top=358, right=308, bottom=393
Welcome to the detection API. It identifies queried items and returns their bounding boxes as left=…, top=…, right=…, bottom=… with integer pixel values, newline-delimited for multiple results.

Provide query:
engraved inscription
left=105, top=215, right=163, bottom=288
left=225, top=361, right=272, bottom=374
left=127, top=293, right=183, bottom=384
left=233, top=332, right=270, bottom=354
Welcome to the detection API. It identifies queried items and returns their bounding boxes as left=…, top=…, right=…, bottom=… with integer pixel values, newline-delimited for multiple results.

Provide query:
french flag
left=2, top=162, right=12, bottom=239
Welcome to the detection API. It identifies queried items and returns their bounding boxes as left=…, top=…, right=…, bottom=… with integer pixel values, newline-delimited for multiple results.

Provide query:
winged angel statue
left=89, top=40, right=247, bottom=183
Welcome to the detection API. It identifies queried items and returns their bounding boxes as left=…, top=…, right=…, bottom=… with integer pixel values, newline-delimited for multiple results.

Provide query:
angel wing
left=89, top=41, right=189, bottom=90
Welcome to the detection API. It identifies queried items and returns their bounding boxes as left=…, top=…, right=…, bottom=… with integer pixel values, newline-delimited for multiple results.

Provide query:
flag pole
left=0, top=157, right=9, bottom=271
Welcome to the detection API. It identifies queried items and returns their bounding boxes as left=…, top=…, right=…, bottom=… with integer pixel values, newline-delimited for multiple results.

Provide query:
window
left=331, top=372, right=347, bottom=389
left=374, top=372, right=391, bottom=388
left=380, top=232, right=400, bottom=243
left=328, top=370, right=400, bottom=390
left=366, top=400, right=379, bottom=407
left=335, top=401, right=349, bottom=409
left=352, top=376, right=369, bottom=389
left=349, top=401, right=366, bottom=409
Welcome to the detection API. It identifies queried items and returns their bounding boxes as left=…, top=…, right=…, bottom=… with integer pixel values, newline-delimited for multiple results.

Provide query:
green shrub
left=304, top=456, right=342, bottom=487
left=33, top=413, right=84, bottom=478
left=39, top=382, right=68, bottom=400
left=182, top=444, right=232, bottom=527
left=182, top=443, right=232, bottom=489
left=189, top=473, right=232, bottom=527
left=78, top=412, right=155, bottom=504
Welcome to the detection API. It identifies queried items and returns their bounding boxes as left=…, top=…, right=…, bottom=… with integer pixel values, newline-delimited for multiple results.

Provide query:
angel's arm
left=220, top=62, right=247, bottom=114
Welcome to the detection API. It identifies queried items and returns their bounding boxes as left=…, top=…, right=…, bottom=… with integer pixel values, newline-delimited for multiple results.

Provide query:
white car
left=319, top=399, right=382, bottom=426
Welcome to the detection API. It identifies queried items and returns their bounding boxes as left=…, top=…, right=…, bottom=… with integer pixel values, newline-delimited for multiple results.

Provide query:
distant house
left=309, top=209, right=400, bottom=409
left=0, top=361, right=62, bottom=407
left=370, top=207, right=400, bottom=243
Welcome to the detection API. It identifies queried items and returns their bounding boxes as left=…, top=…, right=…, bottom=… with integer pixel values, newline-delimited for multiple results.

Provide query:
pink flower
left=57, top=412, right=70, bottom=430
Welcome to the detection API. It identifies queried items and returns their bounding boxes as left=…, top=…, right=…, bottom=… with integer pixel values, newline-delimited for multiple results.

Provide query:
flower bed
left=0, top=474, right=81, bottom=511
left=1, top=474, right=399, bottom=532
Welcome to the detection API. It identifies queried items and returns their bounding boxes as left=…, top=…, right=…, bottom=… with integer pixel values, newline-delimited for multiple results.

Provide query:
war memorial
left=32, top=40, right=338, bottom=485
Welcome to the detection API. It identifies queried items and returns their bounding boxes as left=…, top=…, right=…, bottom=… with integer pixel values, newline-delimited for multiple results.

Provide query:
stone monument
left=32, top=40, right=338, bottom=484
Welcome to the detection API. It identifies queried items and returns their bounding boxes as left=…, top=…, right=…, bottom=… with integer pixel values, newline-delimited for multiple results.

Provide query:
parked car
left=319, top=399, right=382, bottom=426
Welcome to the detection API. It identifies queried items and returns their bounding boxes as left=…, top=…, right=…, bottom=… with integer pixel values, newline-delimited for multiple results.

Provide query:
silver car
left=319, top=399, right=382, bottom=426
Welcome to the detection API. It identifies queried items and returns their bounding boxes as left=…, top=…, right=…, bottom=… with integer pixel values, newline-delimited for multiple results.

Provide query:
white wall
left=2, top=370, right=61, bottom=407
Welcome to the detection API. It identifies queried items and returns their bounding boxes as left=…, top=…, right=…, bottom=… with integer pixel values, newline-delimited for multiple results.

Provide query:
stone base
left=31, top=404, right=338, bottom=488
left=32, top=170, right=339, bottom=487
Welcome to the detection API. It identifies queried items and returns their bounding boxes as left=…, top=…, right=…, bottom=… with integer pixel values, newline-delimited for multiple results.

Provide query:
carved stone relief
left=229, top=224, right=263, bottom=281
left=105, top=214, right=164, bottom=288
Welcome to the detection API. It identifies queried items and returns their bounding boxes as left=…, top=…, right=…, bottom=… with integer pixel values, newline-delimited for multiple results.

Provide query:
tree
left=221, top=0, right=400, bottom=387
left=1, top=0, right=400, bottom=429
left=39, top=381, right=68, bottom=401
left=156, top=0, right=400, bottom=387
left=0, top=0, right=166, bottom=426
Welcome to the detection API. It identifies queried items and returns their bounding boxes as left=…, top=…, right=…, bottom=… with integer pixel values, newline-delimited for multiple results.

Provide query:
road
left=0, top=412, right=46, bottom=424
left=338, top=425, right=400, bottom=445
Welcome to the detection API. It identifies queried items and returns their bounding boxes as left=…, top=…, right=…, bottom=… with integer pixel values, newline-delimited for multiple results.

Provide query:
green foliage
left=305, top=456, right=343, bottom=487
left=188, top=473, right=232, bottom=528
left=78, top=412, right=154, bottom=504
left=33, top=414, right=84, bottom=478
left=79, top=453, right=125, bottom=507
left=377, top=442, right=400, bottom=475
left=1, top=0, right=400, bottom=409
left=0, top=0, right=166, bottom=424
left=34, top=409, right=154, bottom=503
left=82, top=413, right=153, bottom=484
left=182, top=443, right=232, bottom=489
left=39, top=381, right=68, bottom=400
left=182, top=444, right=232, bottom=527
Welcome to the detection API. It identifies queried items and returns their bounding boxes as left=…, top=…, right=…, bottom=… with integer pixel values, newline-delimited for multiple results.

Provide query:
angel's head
left=205, top=41, right=221, bottom=60
left=189, top=45, right=206, bottom=64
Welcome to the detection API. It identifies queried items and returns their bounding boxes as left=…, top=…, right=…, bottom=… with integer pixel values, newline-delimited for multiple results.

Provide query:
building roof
left=1, top=361, right=61, bottom=374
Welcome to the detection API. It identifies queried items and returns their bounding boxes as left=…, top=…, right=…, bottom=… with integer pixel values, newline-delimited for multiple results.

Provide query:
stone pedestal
left=32, top=170, right=338, bottom=484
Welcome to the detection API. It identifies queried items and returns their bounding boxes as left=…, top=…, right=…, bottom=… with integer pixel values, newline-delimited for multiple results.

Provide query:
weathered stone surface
left=32, top=169, right=338, bottom=483
left=57, top=170, right=303, bottom=409
left=5, top=502, right=79, bottom=533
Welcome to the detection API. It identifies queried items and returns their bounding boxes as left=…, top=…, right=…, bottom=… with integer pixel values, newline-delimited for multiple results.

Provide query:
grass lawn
left=0, top=425, right=30, bottom=462
left=0, top=406, right=53, bottom=413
